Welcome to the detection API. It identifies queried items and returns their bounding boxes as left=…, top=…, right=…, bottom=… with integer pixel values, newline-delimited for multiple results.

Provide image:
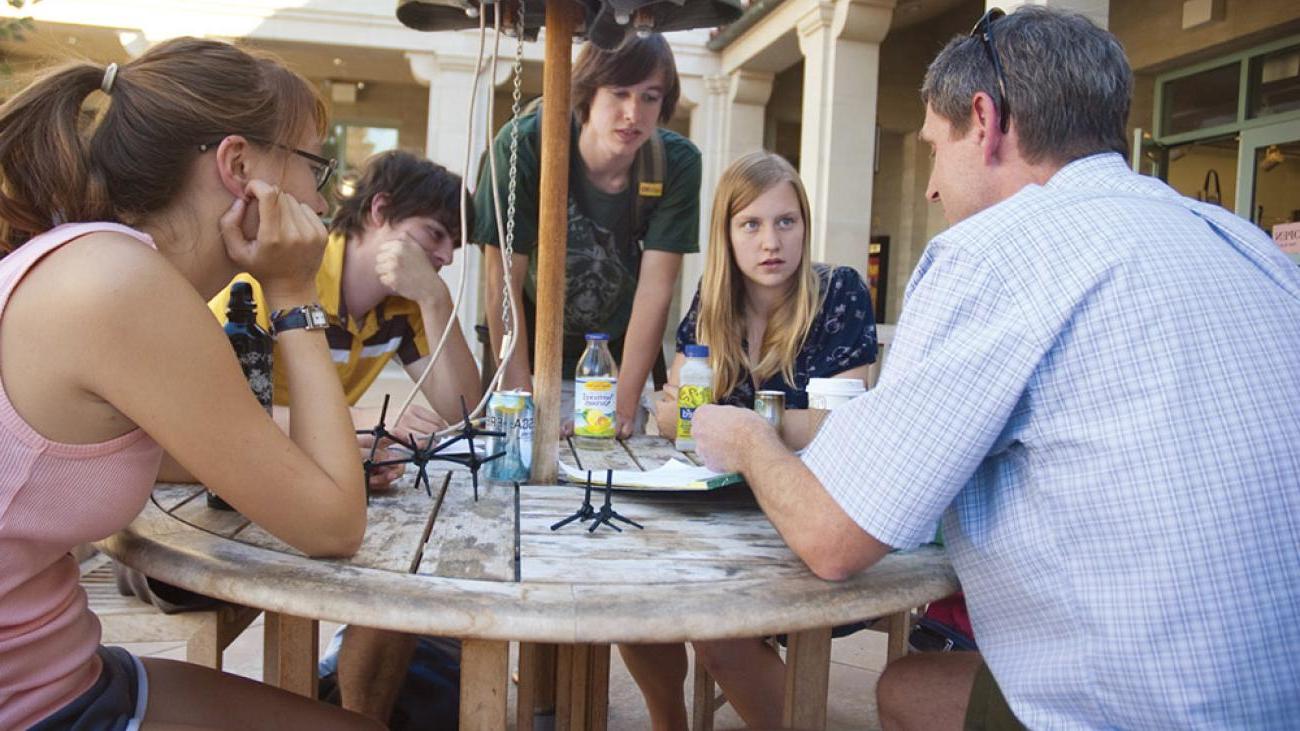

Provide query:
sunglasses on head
left=970, top=7, right=1012, bottom=135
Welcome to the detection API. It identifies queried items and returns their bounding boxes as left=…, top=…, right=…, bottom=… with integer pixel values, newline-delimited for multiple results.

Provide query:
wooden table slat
left=153, top=483, right=205, bottom=512
left=417, top=471, right=516, bottom=582
left=566, top=439, right=641, bottom=473
left=169, top=494, right=250, bottom=537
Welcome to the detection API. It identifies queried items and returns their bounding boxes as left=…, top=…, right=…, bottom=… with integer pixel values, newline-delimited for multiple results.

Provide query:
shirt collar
left=318, top=230, right=346, bottom=321
left=1044, top=152, right=1131, bottom=191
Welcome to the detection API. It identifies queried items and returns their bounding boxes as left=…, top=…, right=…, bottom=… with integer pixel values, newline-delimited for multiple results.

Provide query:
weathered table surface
left=102, top=435, right=957, bottom=730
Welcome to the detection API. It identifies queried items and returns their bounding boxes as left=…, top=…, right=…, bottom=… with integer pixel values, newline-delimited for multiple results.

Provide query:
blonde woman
left=654, top=150, right=876, bottom=445
left=635, top=151, right=877, bottom=729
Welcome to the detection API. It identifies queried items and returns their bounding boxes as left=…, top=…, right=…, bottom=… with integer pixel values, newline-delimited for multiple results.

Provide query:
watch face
left=308, top=308, right=329, bottom=328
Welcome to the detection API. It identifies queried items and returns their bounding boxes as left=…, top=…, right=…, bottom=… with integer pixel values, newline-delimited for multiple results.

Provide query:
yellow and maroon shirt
left=208, top=232, right=429, bottom=406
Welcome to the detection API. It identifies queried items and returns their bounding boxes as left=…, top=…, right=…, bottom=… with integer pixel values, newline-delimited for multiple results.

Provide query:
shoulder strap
left=631, top=130, right=667, bottom=240
left=523, top=97, right=666, bottom=242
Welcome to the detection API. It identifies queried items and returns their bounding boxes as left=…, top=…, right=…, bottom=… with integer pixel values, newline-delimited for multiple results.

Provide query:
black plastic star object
left=587, top=469, right=643, bottom=533
left=358, top=395, right=506, bottom=502
left=550, top=470, right=597, bottom=530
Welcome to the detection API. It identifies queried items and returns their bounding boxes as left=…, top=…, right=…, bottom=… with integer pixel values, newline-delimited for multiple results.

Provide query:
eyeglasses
left=197, top=136, right=338, bottom=192
left=970, top=7, right=1011, bottom=135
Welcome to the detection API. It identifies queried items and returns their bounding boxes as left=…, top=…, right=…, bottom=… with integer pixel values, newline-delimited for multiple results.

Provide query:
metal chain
left=500, top=0, right=526, bottom=337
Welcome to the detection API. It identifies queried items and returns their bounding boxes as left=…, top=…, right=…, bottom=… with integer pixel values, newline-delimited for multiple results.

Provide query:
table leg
left=517, top=642, right=559, bottom=731
left=262, top=612, right=318, bottom=698
left=782, top=626, right=833, bottom=731
left=555, top=643, right=610, bottom=731
left=459, top=639, right=509, bottom=731
left=885, top=611, right=911, bottom=663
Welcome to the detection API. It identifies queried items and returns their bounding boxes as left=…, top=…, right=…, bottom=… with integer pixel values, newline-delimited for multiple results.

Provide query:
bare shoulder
left=27, top=231, right=198, bottom=317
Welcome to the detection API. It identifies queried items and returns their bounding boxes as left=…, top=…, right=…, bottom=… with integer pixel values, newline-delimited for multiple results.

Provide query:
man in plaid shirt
left=694, top=6, right=1300, bottom=729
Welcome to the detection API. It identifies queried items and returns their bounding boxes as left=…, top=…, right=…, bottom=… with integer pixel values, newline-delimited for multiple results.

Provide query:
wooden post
left=885, top=610, right=911, bottom=662
left=516, top=642, right=559, bottom=731
left=782, top=626, right=833, bottom=730
left=555, top=643, right=610, bottom=731
left=460, top=639, right=510, bottom=731
left=262, top=612, right=318, bottom=698
left=529, top=0, right=579, bottom=484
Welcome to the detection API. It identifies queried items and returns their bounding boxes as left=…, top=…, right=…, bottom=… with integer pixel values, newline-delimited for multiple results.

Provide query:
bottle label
left=240, top=350, right=274, bottom=414
left=676, top=385, right=713, bottom=441
left=573, top=377, right=616, bottom=438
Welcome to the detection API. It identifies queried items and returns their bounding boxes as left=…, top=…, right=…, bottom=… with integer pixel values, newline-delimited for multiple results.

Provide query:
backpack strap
left=525, top=94, right=667, bottom=243
left=630, top=131, right=666, bottom=243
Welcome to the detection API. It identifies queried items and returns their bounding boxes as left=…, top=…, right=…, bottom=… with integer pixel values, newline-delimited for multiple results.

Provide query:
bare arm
left=403, top=307, right=481, bottom=423
left=692, top=404, right=890, bottom=580
left=370, top=236, right=483, bottom=420
left=45, top=238, right=364, bottom=557
left=484, top=246, right=532, bottom=391
left=778, top=365, right=871, bottom=450
left=618, top=250, right=681, bottom=438
left=653, top=352, right=686, bottom=438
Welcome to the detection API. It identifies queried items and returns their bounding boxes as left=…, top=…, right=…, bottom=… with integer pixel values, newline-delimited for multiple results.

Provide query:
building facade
left=3, top=0, right=1297, bottom=348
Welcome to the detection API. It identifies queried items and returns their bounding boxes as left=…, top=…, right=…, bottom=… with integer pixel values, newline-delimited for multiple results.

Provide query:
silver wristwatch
left=269, top=304, right=329, bottom=335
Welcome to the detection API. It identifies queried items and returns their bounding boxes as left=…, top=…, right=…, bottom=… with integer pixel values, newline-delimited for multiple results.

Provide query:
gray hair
left=920, top=6, right=1132, bottom=165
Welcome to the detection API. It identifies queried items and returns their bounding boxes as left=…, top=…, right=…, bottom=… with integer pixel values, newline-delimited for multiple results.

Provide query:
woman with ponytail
left=0, top=38, right=378, bottom=729
left=630, top=151, right=877, bottom=730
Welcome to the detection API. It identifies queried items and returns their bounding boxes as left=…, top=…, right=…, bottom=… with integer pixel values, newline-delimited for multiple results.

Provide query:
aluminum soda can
left=485, top=390, right=534, bottom=482
left=754, top=390, right=785, bottom=432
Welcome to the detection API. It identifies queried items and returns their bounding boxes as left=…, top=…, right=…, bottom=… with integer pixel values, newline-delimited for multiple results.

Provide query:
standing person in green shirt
left=474, top=32, right=702, bottom=436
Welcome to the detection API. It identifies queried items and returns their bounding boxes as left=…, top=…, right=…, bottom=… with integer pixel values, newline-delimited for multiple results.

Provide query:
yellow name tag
left=638, top=182, right=663, bottom=197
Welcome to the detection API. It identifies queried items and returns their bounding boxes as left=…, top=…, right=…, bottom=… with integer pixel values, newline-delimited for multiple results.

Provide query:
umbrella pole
left=530, top=0, right=579, bottom=484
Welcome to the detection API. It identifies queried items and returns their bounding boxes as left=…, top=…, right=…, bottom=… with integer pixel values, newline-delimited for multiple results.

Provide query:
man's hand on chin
left=692, top=404, right=780, bottom=474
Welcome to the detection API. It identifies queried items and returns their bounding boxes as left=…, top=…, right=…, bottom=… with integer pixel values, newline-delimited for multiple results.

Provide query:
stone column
left=406, top=51, right=506, bottom=356
left=723, top=69, right=775, bottom=164
left=797, top=0, right=895, bottom=273
left=994, top=0, right=1108, bottom=29
left=679, top=73, right=732, bottom=305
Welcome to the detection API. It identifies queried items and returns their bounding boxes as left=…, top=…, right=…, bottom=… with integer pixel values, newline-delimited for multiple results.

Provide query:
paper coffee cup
left=806, top=378, right=865, bottom=410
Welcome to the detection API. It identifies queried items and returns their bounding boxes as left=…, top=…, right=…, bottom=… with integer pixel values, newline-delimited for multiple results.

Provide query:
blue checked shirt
left=803, top=154, right=1300, bottom=729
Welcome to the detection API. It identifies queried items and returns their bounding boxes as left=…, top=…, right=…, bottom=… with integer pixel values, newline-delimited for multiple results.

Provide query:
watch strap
left=270, top=304, right=328, bottom=335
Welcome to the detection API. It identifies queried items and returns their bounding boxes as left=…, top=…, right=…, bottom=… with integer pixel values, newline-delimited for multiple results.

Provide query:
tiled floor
left=116, top=617, right=890, bottom=730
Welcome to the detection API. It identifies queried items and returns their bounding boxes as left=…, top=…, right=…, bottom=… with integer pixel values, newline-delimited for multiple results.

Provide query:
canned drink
left=485, top=390, right=534, bottom=482
left=753, top=390, right=785, bottom=432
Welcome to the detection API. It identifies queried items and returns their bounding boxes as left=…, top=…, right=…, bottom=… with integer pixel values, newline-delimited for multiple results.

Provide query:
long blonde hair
left=696, top=151, right=820, bottom=398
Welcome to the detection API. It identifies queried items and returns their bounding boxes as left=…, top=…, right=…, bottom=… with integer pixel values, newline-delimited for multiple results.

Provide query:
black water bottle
left=208, top=281, right=274, bottom=511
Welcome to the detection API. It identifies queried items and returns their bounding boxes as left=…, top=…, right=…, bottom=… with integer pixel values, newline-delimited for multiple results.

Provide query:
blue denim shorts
left=29, top=646, right=148, bottom=731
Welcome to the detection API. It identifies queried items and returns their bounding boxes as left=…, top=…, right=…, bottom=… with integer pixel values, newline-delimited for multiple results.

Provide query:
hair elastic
left=100, top=63, right=119, bottom=95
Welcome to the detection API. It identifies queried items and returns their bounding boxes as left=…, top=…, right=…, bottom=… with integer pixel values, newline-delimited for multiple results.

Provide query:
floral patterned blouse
left=676, top=264, right=878, bottom=409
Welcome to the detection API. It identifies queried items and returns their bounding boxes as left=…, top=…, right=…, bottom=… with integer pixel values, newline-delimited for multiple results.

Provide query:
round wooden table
left=102, top=436, right=957, bottom=730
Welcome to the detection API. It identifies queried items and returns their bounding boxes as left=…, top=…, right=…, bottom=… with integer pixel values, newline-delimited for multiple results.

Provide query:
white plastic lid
left=806, top=377, right=866, bottom=395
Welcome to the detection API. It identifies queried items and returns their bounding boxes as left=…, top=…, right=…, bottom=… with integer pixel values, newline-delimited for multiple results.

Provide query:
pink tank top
left=0, top=223, right=164, bottom=730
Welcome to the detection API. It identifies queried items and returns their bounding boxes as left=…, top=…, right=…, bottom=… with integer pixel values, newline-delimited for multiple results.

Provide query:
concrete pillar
left=680, top=73, right=731, bottom=306
left=797, top=0, right=895, bottom=273
left=406, top=51, right=507, bottom=356
left=723, top=70, right=775, bottom=164
left=994, top=0, right=1108, bottom=29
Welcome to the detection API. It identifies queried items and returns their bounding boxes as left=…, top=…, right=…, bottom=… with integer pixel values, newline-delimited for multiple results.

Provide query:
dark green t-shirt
left=473, top=111, right=701, bottom=371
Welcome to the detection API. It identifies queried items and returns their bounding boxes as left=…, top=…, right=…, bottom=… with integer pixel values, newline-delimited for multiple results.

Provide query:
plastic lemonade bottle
left=675, top=344, right=713, bottom=451
left=573, top=333, right=618, bottom=451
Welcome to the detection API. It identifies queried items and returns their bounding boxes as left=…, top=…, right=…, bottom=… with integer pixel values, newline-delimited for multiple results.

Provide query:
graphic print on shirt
left=563, top=200, right=637, bottom=333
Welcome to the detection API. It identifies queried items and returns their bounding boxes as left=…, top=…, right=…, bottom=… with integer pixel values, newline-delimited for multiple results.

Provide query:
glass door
left=1236, top=119, right=1300, bottom=262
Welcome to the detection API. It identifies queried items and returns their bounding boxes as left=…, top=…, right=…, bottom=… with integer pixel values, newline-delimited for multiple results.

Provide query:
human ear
left=970, top=92, right=1005, bottom=162
left=214, top=136, right=253, bottom=199
left=368, top=193, right=390, bottom=228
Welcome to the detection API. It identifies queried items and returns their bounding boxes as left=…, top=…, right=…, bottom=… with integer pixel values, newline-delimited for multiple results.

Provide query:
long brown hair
left=571, top=32, right=679, bottom=125
left=696, top=151, right=819, bottom=399
left=0, top=37, right=327, bottom=253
